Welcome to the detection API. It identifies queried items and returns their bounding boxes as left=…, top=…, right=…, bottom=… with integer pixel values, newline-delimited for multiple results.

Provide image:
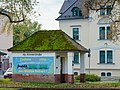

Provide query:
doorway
left=60, top=57, right=66, bottom=83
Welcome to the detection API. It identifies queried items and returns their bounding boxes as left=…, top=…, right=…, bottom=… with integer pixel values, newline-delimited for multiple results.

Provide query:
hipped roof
left=8, top=30, right=88, bottom=52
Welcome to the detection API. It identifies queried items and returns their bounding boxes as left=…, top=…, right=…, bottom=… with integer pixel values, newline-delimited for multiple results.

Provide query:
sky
left=33, top=0, right=64, bottom=30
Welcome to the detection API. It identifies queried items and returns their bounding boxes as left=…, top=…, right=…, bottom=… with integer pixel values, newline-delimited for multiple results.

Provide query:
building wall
left=0, top=15, right=13, bottom=51
left=59, top=9, right=120, bottom=77
left=11, top=52, right=56, bottom=83
left=13, top=74, right=55, bottom=83
left=86, top=10, right=120, bottom=77
left=11, top=52, right=74, bottom=83
left=0, top=15, right=13, bottom=74
left=59, top=19, right=89, bottom=48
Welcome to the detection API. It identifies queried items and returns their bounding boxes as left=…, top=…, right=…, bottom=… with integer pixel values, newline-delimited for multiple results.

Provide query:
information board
left=13, top=57, right=54, bottom=74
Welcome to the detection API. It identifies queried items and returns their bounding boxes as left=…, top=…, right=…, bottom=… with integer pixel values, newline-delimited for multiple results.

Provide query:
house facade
left=0, top=15, right=13, bottom=74
left=57, top=0, right=120, bottom=80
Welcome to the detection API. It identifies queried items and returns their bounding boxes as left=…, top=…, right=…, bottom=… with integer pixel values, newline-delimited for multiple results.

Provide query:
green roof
left=8, top=30, right=88, bottom=52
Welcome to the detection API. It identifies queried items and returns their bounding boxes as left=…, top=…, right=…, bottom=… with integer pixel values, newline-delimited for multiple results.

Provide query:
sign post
left=88, top=48, right=91, bottom=75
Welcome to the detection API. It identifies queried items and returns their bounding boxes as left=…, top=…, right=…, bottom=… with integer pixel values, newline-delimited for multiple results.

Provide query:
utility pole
left=88, top=48, right=91, bottom=75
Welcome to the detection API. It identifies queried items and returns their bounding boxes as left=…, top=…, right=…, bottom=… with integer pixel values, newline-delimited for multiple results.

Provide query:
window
left=107, top=72, right=111, bottom=76
left=107, top=51, right=113, bottom=63
left=73, top=28, right=79, bottom=40
left=100, top=5, right=112, bottom=15
left=71, top=7, right=82, bottom=17
left=101, top=72, right=112, bottom=76
left=106, top=6, right=112, bottom=15
left=100, top=9, right=105, bottom=15
left=99, top=50, right=113, bottom=64
left=107, top=27, right=110, bottom=39
left=73, top=52, right=79, bottom=63
left=101, top=72, right=106, bottom=76
left=74, top=72, right=78, bottom=75
left=99, top=26, right=110, bottom=40
left=100, top=51, right=105, bottom=63
left=99, top=27, right=105, bottom=40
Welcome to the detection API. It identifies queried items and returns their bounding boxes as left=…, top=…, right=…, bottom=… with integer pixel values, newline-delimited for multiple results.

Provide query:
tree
left=84, top=0, right=120, bottom=41
left=13, top=19, right=41, bottom=45
left=0, top=0, right=39, bottom=23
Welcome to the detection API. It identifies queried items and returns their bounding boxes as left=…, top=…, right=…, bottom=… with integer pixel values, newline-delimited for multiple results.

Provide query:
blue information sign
left=13, top=57, right=54, bottom=74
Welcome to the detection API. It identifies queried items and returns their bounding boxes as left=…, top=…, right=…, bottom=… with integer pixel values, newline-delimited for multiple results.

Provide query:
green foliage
left=75, top=74, right=101, bottom=82
left=1, top=78, right=120, bottom=88
left=10, top=30, right=78, bottom=51
left=0, top=88, right=16, bottom=90
left=0, top=0, right=39, bottom=23
left=13, top=19, right=41, bottom=45
left=118, top=0, right=120, bottom=4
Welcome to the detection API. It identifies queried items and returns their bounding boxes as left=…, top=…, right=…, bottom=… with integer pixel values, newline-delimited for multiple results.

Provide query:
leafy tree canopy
left=13, top=19, right=41, bottom=45
left=0, top=0, right=39, bottom=23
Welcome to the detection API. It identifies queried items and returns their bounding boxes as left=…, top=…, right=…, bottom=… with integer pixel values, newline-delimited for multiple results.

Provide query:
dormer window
left=100, top=5, right=112, bottom=15
left=71, top=7, right=82, bottom=17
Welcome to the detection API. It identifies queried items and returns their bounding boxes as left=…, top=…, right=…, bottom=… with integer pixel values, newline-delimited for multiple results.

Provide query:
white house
left=57, top=0, right=120, bottom=80
left=0, top=14, right=13, bottom=74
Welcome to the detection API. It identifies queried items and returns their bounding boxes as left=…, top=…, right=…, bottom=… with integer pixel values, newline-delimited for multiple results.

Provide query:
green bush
left=75, top=74, right=101, bottom=82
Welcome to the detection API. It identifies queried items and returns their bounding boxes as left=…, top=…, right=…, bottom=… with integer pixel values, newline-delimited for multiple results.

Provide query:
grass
left=0, top=78, right=120, bottom=89
left=0, top=88, right=16, bottom=90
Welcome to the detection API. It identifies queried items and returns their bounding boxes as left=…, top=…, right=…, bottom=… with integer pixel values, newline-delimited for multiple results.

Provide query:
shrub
left=75, top=74, right=101, bottom=82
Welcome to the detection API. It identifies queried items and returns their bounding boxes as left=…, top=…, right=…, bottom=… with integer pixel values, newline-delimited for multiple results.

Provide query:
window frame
left=100, top=9, right=105, bottom=15
left=73, top=52, right=80, bottom=64
left=107, top=50, right=113, bottom=63
left=74, top=72, right=79, bottom=75
left=106, top=6, right=112, bottom=15
left=107, top=72, right=112, bottom=76
left=71, top=7, right=82, bottom=17
left=99, top=5, right=112, bottom=15
left=101, top=72, right=106, bottom=77
left=98, top=25, right=110, bottom=40
left=100, top=71, right=112, bottom=77
left=72, top=27, right=80, bottom=40
left=98, top=49, right=114, bottom=64
left=99, top=27, right=105, bottom=40
left=99, top=50, right=105, bottom=63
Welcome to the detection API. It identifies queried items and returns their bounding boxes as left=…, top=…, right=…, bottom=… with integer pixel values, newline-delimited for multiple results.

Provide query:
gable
left=98, top=17, right=113, bottom=25
left=59, top=0, right=76, bottom=14
left=56, top=0, right=89, bottom=20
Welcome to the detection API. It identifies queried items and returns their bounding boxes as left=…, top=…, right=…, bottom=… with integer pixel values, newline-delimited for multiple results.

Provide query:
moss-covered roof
left=8, top=30, right=88, bottom=52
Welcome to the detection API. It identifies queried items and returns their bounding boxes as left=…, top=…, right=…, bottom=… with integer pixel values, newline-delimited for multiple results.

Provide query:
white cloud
left=32, top=0, right=64, bottom=30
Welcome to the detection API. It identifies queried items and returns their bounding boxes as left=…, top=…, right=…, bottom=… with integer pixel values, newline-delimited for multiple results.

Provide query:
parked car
left=4, top=68, right=12, bottom=79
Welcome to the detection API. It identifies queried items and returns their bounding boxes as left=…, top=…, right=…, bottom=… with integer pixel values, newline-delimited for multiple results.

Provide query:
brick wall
left=12, top=74, right=55, bottom=83
left=12, top=74, right=74, bottom=83
left=55, top=74, right=74, bottom=83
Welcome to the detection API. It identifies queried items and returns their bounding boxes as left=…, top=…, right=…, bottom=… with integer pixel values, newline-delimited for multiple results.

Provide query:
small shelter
left=8, top=30, right=88, bottom=83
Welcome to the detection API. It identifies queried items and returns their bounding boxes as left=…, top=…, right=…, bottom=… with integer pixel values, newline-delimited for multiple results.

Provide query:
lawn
left=0, top=88, right=16, bottom=90
left=0, top=78, right=120, bottom=89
